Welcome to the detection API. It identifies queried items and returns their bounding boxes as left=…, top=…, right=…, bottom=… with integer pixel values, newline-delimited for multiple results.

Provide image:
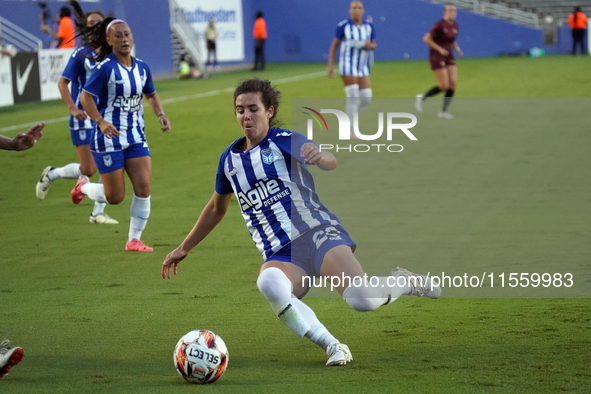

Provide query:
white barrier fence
left=0, top=48, right=75, bottom=108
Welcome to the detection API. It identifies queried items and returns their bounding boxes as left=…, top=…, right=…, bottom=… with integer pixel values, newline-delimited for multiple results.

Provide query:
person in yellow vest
left=178, top=54, right=204, bottom=79
left=568, top=6, right=588, bottom=54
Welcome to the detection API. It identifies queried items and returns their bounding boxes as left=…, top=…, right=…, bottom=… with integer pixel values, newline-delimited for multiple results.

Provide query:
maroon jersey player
left=415, top=4, right=463, bottom=119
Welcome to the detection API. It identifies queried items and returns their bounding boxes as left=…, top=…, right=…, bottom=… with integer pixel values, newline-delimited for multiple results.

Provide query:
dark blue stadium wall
left=249, top=0, right=571, bottom=62
left=0, top=0, right=171, bottom=75
left=0, top=0, right=576, bottom=74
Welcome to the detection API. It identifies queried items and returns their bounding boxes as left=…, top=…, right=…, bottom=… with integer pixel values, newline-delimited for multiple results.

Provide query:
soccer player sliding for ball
left=162, top=78, right=441, bottom=366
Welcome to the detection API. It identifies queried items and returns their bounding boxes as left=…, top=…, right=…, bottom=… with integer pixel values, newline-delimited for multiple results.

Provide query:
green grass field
left=1, top=56, right=590, bottom=393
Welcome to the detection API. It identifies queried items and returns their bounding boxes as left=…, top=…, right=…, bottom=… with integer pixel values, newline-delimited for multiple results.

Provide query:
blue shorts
left=70, top=128, right=93, bottom=146
left=267, top=224, right=356, bottom=279
left=92, top=142, right=151, bottom=174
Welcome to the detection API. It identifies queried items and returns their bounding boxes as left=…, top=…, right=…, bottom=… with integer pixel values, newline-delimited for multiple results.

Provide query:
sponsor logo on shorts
left=103, top=155, right=112, bottom=167
left=79, top=130, right=86, bottom=141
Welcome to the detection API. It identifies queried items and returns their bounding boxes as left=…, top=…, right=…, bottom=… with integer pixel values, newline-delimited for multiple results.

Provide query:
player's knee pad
left=257, top=268, right=311, bottom=337
left=256, top=267, right=292, bottom=314
left=342, top=280, right=384, bottom=312
left=344, top=83, right=360, bottom=97
left=358, top=88, right=373, bottom=112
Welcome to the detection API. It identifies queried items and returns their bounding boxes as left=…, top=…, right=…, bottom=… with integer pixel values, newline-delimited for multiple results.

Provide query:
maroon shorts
left=429, top=51, right=456, bottom=70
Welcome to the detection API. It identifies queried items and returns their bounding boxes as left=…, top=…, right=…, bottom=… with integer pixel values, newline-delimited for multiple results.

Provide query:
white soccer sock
left=257, top=267, right=339, bottom=350
left=48, top=163, right=81, bottom=181
left=304, top=322, right=339, bottom=352
left=342, top=276, right=412, bottom=312
left=81, top=182, right=108, bottom=203
left=129, top=194, right=150, bottom=241
left=91, top=177, right=107, bottom=216
left=344, top=84, right=360, bottom=127
left=358, top=88, right=373, bottom=113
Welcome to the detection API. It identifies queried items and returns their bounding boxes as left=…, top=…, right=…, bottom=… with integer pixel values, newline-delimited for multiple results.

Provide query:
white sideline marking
left=0, top=71, right=326, bottom=133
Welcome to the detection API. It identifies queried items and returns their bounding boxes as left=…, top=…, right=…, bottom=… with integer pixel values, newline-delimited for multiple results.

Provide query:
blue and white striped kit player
left=215, top=127, right=342, bottom=261
left=83, top=52, right=155, bottom=153
left=336, top=19, right=375, bottom=77
left=62, top=45, right=97, bottom=136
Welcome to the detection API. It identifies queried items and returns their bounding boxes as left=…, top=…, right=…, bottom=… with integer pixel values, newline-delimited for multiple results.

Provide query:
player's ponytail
left=69, top=0, right=105, bottom=46
left=85, top=16, right=115, bottom=62
left=69, top=0, right=86, bottom=33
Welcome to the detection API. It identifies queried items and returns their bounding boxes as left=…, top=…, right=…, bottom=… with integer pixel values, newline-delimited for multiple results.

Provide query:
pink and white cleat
left=126, top=239, right=154, bottom=252
left=71, top=175, right=89, bottom=204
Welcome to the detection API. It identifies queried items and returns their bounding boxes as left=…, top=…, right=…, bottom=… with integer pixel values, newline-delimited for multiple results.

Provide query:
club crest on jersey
left=261, top=148, right=274, bottom=165
left=103, top=155, right=112, bottom=167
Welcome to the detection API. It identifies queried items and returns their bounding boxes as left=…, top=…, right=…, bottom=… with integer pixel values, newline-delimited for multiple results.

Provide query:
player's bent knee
left=256, top=267, right=290, bottom=303
left=106, top=193, right=124, bottom=205
left=343, top=284, right=383, bottom=312
left=80, top=164, right=96, bottom=177
left=344, top=296, right=382, bottom=312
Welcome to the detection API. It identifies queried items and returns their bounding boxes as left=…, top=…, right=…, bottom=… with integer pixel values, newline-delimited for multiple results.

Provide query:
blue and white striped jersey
left=83, top=53, right=156, bottom=152
left=335, top=19, right=375, bottom=77
left=61, top=45, right=97, bottom=131
left=215, top=127, right=342, bottom=260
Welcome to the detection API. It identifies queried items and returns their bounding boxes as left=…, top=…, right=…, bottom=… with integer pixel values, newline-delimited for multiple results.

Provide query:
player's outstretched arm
left=162, top=192, right=233, bottom=278
left=300, top=142, right=337, bottom=171
left=145, top=92, right=171, bottom=133
left=0, top=123, right=45, bottom=151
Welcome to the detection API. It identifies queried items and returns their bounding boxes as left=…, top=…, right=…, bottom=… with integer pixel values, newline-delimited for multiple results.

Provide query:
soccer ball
left=173, top=330, right=229, bottom=384
left=4, top=45, right=17, bottom=57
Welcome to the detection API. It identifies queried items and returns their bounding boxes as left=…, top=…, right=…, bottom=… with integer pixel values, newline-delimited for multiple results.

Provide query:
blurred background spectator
left=204, top=19, right=218, bottom=69
left=568, top=6, right=588, bottom=54
left=41, top=5, right=75, bottom=49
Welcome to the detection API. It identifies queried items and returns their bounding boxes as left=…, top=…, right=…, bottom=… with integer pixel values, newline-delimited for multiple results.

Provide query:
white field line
left=0, top=71, right=326, bottom=133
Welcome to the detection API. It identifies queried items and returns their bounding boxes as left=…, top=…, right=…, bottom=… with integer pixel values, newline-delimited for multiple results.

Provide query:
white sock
left=344, top=84, right=360, bottom=129
left=48, top=163, right=81, bottom=181
left=91, top=177, right=106, bottom=216
left=304, top=322, right=339, bottom=352
left=257, top=267, right=339, bottom=350
left=81, top=182, right=108, bottom=203
left=129, top=194, right=150, bottom=241
left=92, top=202, right=107, bottom=216
left=342, top=276, right=412, bottom=312
left=358, top=88, right=373, bottom=113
